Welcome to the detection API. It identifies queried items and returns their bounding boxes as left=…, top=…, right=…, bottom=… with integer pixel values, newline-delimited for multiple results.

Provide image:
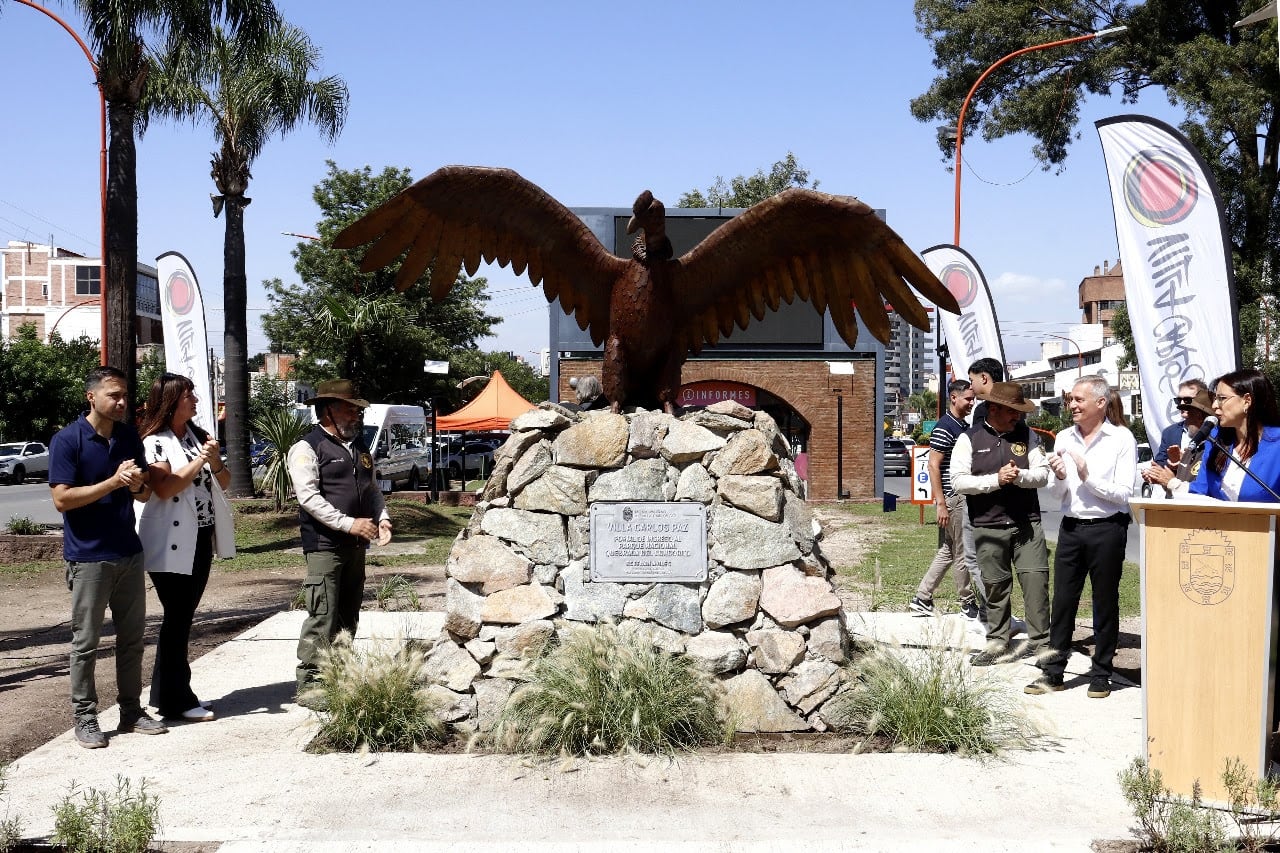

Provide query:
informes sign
left=677, top=381, right=757, bottom=409
left=910, top=445, right=933, bottom=506
left=589, top=502, right=707, bottom=583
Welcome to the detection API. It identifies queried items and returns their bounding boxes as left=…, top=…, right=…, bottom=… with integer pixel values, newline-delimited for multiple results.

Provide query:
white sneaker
left=180, top=706, right=215, bottom=722
left=1011, top=616, right=1027, bottom=637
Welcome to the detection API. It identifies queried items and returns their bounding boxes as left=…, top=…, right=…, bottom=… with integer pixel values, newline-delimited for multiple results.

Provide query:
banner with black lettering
left=1096, top=115, right=1240, bottom=447
left=921, top=244, right=1006, bottom=378
left=155, top=252, right=215, bottom=433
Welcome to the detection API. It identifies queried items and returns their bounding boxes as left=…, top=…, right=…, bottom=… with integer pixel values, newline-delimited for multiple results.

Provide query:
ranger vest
left=298, top=425, right=379, bottom=552
left=964, top=420, right=1042, bottom=527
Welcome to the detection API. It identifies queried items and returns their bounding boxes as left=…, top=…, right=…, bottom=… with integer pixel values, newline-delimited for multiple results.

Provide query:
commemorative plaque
left=589, top=502, right=707, bottom=583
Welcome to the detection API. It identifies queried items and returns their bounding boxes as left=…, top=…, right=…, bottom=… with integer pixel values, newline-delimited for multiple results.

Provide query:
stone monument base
left=426, top=400, right=852, bottom=733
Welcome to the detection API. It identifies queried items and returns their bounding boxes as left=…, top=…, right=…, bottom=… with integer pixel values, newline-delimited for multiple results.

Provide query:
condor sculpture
left=333, top=166, right=958, bottom=413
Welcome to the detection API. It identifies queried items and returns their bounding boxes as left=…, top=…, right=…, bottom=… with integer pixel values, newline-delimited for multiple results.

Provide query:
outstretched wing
left=332, top=165, right=626, bottom=346
left=673, top=188, right=959, bottom=353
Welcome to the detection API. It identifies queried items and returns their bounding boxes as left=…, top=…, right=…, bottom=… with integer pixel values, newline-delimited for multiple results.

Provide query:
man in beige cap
left=288, top=380, right=392, bottom=706
left=1142, top=380, right=1214, bottom=495
left=949, top=381, right=1051, bottom=666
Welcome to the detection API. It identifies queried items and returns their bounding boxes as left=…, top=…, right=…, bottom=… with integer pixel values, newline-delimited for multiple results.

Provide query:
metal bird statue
left=333, top=166, right=959, bottom=413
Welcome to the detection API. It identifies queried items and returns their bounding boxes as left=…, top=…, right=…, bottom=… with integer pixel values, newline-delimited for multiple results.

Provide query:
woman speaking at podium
left=1188, top=368, right=1280, bottom=502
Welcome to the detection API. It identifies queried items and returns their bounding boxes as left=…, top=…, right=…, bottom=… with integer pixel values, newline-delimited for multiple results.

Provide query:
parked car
left=438, top=439, right=495, bottom=481
left=0, top=441, right=49, bottom=485
left=882, top=438, right=911, bottom=477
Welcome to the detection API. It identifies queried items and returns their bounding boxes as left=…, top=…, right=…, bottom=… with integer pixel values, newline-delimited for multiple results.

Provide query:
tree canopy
left=0, top=325, right=100, bottom=442
left=676, top=152, right=818, bottom=209
left=261, top=162, right=504, bottom=409
left=911, top=1, right=1279, bottom=363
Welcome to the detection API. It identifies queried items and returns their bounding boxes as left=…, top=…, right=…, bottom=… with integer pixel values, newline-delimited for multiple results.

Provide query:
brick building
left=553, top=206, right=894, bottom=502
left=1078, top=258, right=1125, bottom=344
left=1, top=241, right=162, bottom=352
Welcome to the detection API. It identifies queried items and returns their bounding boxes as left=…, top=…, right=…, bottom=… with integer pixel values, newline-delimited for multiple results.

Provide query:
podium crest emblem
left=1178, top=530, right=1235, bottom=606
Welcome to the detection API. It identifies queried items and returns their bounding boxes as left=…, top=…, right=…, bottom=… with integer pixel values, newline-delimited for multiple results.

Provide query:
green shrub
left=250, top=407, right=311, bottom=512
left=1118, top=757, right=1229, bottom=852
left=4, top=516, right=40, bottom=536
left=1223, top=756, right=1280, bottom=852
left=0, top=763, right=21, bottom=853
left=303, top=632, right=445, bottom=753
left=373, top=575, right=420, bottom=611
left=50, top=776, right=159, bottom=853
left=827, top=639, right=1037, bottom=754
left=492, top=623, right=724, bottom=756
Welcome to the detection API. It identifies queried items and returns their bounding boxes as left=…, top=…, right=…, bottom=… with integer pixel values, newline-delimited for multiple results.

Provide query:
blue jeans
left=67, top=553, right=147, bottom=721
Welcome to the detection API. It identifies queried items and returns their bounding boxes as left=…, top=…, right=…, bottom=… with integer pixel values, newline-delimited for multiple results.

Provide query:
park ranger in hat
left=288, top=379, right=392, bottom=707
left=948, top=381, right=1052, bottom=667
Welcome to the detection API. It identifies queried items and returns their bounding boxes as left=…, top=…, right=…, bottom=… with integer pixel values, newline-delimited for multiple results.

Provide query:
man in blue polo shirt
left=49, top=366, right=168, bottom=748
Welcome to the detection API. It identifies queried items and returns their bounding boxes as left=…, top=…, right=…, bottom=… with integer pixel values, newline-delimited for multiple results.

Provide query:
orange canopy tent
left=435, top=370, right=536, bottom=432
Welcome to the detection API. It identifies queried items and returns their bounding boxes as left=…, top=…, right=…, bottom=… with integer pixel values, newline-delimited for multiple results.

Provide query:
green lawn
left=830, top=501, right=1142, bottom=619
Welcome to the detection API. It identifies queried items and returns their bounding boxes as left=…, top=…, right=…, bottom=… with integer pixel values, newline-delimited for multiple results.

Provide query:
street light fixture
left=1043, top=333, right=1083, bottom=377
left=952, top=26, right=1127, bottom=245
left=15, top=0, right=107, bottom=364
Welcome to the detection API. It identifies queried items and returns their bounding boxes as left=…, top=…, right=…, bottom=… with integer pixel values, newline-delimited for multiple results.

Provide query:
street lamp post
left=15, top=0, right=107, bottom=364
left=1043, top=333, right=1083, bottom=377
left=952, top=26, right=1127, bottom=246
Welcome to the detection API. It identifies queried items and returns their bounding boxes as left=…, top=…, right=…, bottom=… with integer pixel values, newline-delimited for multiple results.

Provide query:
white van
left=360, top=405, right=433, bottom=492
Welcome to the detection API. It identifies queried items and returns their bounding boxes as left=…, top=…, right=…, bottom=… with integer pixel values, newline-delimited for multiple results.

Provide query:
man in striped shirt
left=909, top=379, right=980, bottom=619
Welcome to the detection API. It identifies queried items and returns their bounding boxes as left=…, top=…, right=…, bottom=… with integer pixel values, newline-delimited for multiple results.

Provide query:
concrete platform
left=5, top=609, right=1142, bottom=852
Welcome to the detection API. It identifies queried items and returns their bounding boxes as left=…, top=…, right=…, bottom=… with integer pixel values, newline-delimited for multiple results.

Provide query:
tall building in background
left=884, top=306, right=937, bottom=410
left=0, top=242, right=162, bottom=351
left=1079, top=258, right=1125, bottom=344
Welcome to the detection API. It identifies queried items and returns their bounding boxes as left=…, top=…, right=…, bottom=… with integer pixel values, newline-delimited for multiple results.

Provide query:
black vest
left=964, top=419, right=1042, bottom=527
left=298, top=425, right=379, bottom=552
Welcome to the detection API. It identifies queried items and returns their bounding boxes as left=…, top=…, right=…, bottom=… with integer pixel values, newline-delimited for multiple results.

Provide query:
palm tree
left=145, top=20, right=348, bottom=495
left=65, top=0, right=278, bottom=412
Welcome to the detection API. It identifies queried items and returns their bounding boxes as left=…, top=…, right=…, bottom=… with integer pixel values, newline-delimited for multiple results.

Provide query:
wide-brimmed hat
left=979, top=381, right=1036, bottom=413
left=1177, top=387, right=1215, bottom=416
left=304, top=379, right=370, bottom=408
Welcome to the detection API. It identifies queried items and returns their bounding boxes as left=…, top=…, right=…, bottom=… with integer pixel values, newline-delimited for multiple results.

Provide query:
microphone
left=1187, top=416, right=1219, bottom=454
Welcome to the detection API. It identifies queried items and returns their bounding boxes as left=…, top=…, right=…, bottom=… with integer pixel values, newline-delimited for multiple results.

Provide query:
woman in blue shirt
left=1189, top=368, right=1280, bottom=503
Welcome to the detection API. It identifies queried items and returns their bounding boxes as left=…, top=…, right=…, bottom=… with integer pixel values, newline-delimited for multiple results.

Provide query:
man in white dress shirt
left=1028, top=374, right=1136, bottom=698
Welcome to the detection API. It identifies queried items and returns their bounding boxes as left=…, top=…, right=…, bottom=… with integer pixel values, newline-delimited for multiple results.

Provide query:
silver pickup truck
left=0, top=441, right=50, bottom=484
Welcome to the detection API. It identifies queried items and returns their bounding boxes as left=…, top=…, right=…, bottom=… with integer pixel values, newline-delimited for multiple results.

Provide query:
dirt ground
left=0, top=508, right=1140, bottom=764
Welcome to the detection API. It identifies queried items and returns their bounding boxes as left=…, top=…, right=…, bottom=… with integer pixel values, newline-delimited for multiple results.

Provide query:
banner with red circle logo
left=156, top=252, right=215, bottom=433
left=921, top=243, right=1006, bottom=380
left=1097, top=115, right=1240, bottom=449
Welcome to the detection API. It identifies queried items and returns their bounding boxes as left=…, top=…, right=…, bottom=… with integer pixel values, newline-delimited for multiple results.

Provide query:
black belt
left=1064, top=512, right=1129, bottom=526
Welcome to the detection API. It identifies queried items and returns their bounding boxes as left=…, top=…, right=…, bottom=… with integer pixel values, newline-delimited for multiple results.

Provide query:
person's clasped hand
left=998, top=461, right=1020, bottom=486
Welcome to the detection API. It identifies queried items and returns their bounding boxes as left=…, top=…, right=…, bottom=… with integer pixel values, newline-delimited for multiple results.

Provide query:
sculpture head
left=626, top=190, right=672, bottom=262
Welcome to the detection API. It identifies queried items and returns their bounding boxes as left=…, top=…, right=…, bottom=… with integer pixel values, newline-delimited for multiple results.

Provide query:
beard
left=333, top=420, right=360, bottom=442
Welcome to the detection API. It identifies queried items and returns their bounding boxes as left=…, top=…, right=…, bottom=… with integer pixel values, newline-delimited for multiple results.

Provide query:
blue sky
left=0, top=1, right=1184, bottom=364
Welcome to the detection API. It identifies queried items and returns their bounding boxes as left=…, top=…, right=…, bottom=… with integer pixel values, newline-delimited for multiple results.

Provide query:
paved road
left=0, top=482, right=61, bottom=529
left=885, top=475, right=1141, bottom=564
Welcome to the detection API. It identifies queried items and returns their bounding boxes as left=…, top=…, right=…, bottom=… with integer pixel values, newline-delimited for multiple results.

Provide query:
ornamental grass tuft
left=492, top=623, right=724, bottom=756
left=303, top=631, right=445, bottom=753
left=827, top=633, right=1038, bottom=755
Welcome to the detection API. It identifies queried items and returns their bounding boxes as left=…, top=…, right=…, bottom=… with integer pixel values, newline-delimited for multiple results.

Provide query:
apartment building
left=1, top=241, right=162, bottom=349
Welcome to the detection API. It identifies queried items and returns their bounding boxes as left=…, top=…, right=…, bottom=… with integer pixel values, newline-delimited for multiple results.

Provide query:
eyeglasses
left=1213, top=394, right=1239, bottom=404
left=1174, top=396, right=1196, bottom=405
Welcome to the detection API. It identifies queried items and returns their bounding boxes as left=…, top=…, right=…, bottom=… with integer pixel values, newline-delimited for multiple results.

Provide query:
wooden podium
left=1134, top=496, right=1280, bottom=803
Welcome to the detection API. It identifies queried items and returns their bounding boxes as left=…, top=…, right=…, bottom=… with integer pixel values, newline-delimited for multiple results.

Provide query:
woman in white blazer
left=137, top=373, right=234, bottom=721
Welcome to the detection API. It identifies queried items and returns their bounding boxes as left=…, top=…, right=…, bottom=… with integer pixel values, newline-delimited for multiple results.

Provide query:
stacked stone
left=429, top=399, right=852, bottom=733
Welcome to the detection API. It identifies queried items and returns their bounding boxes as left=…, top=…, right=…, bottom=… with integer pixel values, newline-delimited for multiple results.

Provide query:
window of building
left=137, top=273, right=159, bottom=315
left=75, top=265, right=100, bottom=296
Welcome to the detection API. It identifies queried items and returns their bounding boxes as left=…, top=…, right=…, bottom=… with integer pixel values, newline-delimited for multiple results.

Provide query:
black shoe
left=959, top=598, right=979, bottom=620
left=1087, top=678, right=1112, bottom=698
left=75, top=716, right=107, bottom=749
left=1024, top=674, right=1065, bottom=695
left=118, top=711, right=168, bottom=735
left=969, top=650, right=1001, bottom=667
left=908, top=595, right=935, bottom=615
